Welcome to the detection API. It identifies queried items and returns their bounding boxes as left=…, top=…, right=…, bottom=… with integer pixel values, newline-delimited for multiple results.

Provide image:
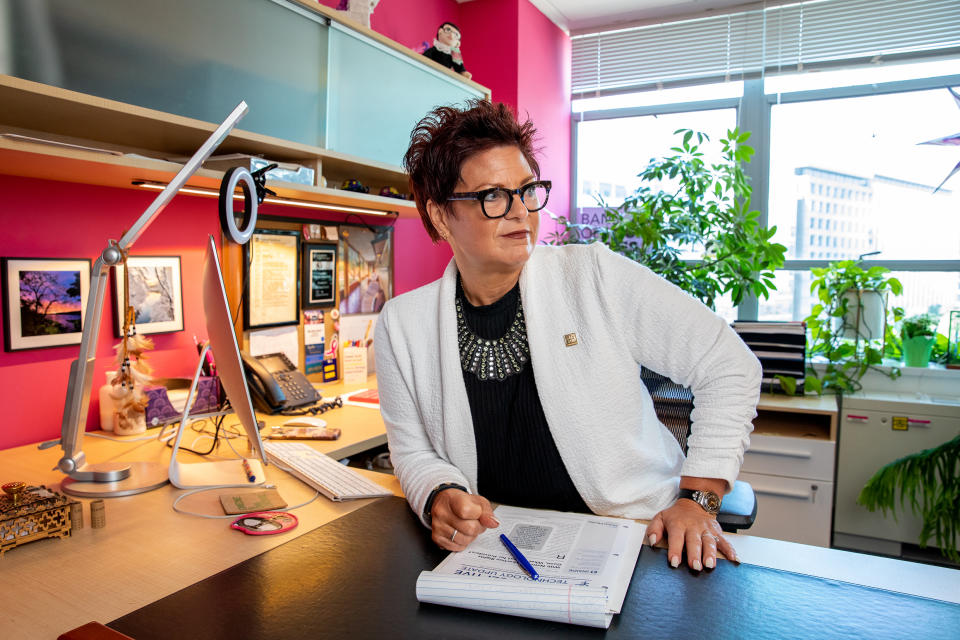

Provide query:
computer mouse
left=283, top=416, right=328, bottom=428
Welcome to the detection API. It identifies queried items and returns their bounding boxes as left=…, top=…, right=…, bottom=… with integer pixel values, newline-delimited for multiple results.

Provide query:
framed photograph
left=113, top=256, right=184, bottom=336
left=2, top=257, right=91, bottom=351
left=303, top=243, right=337, bottom=308
left=338, top=224, right=393, bottom=316
left=244, top=230, right=300, bottom=329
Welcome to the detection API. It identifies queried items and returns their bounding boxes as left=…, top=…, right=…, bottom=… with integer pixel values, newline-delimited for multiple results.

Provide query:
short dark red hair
left=403, top=99, right=540, bottom=242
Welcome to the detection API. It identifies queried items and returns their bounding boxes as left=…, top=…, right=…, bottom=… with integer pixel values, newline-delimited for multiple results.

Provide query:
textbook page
left=416, top=505, right=645, bottom=628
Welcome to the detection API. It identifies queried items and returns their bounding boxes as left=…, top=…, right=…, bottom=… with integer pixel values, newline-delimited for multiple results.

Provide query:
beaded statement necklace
left=455, top=291, right=530, bottom=381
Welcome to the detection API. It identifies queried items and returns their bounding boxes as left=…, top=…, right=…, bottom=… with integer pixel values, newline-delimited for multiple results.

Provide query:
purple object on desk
left=144, top=377, right=221, bottom=427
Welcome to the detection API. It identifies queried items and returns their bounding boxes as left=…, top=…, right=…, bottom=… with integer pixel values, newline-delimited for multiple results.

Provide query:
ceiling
left=522, top=0, right=763, bottom=34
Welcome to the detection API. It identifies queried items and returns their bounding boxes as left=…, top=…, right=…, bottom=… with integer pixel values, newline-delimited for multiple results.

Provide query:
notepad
left=415, top=505, right=646, bottom=628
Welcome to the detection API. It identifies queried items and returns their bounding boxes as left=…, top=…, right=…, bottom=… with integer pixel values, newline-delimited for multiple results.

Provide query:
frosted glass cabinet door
left=325, top=23, right=485, bottom=167
left=5, top=0, right=328, bottom=147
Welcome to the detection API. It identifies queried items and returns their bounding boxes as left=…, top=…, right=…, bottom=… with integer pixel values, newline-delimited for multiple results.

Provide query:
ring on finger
left=450, top=529, right=458, bottom=542
left=701, top=532, right=719, bottom=542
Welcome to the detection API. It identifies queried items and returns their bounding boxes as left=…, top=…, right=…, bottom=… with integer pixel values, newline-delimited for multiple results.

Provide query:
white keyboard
left=263, top=441, right=393, bottom=502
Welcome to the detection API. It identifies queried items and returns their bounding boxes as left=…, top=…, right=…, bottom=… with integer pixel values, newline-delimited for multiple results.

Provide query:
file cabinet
left=737, top=395, right=839, bottom=547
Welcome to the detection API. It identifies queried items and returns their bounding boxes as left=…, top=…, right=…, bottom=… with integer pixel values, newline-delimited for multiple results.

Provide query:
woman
left=375, top=100, right=761, bottom=572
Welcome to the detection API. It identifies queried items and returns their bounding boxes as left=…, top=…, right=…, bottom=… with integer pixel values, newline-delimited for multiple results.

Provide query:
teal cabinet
left=325, top=22, right=484, bottom=166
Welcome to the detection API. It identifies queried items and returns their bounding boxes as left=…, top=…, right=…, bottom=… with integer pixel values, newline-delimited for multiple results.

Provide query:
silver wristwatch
left=678, top=488, right=722, bottom=515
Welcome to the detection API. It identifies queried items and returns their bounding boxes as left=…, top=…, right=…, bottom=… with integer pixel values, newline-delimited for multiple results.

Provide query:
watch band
left=422, top=482, right=467, bottom=526
left=678, top=488, right=722, bottom=514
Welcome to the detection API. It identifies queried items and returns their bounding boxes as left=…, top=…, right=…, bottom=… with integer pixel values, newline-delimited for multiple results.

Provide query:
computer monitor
left=167, top=234, right=268, bottom=489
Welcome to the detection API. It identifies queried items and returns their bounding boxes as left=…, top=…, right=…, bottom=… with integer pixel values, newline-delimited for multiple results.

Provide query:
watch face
left=697, top=491, right=722, bottom=513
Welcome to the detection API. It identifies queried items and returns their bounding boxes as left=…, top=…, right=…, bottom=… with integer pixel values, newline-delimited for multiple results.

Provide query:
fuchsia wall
left=0, top=0, right=570, bottom=450
left=0, top=177, right=224, bottom=448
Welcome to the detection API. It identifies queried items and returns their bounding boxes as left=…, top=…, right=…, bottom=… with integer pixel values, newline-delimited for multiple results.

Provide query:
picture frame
left=113, top=256, right=184, bottom=337
left=2, top=257, right=91, bottom=351
left=244, top=230, right=300, bottom=329
left=338, top=224, right=393, bottom=316
left=303, top=243, right=337, bottom=308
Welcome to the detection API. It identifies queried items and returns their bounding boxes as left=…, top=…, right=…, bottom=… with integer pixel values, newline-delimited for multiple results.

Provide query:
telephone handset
left=240, top=351, right=320, bottom=413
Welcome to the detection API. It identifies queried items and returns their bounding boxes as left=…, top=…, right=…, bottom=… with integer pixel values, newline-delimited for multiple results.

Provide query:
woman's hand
left=429, top=488, right=499, bottom=551
left=646, top=499, right=738, bottom=570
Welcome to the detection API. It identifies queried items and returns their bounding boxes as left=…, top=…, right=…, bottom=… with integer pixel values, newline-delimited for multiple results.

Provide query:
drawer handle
left=755, top=487, right=813, bottom=500
left=846, top=414, right=869, bottom=421
left=747, top=447, right=812, bottom=459
left=907, top=419, right=931, bottom=425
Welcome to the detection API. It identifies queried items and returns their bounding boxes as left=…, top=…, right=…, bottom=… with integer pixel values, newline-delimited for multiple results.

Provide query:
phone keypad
left=276, top=371, right=318, bottom=407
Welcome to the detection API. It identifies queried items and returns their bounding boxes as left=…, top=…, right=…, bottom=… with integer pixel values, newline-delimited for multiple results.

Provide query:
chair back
left=640, top=366, right=694, bottom=453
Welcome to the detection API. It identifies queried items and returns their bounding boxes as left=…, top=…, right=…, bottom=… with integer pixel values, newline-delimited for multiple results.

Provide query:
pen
left=241, top=459, right=256, bottom=483
left=500, top=533, right=539, bottom=580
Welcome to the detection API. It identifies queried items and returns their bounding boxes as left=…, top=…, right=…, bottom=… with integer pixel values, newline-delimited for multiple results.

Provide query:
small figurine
left=422, top=22, right=472, bottom=80
left=341, top=179, right=369, bottom=194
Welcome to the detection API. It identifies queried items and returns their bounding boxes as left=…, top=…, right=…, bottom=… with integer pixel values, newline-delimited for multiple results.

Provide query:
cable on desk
left=171, top=485, right=320, bottom=518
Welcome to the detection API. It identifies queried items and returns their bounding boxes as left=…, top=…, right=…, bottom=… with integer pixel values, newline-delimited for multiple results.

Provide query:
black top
left=109, top=497, right=960, bottom=640
left=458, top=279, right=589, bottom=513
left=422, top=46, right=466, bottom=74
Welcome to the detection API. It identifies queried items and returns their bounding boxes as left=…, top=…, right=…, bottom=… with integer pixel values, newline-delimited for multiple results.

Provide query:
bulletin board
left=227, top=218, right=394, bottom=385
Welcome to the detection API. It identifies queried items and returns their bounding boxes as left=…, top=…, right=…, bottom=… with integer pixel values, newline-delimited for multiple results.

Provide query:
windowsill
left=807, top=357, right=960, bottom=398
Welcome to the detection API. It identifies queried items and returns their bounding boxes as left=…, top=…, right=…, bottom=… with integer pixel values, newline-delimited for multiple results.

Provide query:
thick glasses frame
left=447, top=180, right=552, bottom=219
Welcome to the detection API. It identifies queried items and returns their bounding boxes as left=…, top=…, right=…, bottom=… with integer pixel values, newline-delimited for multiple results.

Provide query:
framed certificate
left=303, top=243, right=337, bottom=308
left=244, top=230, right=300, bottom=329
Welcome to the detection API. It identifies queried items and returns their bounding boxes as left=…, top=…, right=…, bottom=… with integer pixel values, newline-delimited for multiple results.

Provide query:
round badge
left=230, top=511, right=298, bottom=536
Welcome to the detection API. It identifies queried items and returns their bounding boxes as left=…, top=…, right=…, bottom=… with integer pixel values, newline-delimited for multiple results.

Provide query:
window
left=574, top=108, right=736, bottom=210
left=572, top=1, right=960, bottom=323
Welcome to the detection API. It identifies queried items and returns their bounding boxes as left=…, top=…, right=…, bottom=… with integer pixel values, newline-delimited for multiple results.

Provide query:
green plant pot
left=902, top=335, right=935, bottom=367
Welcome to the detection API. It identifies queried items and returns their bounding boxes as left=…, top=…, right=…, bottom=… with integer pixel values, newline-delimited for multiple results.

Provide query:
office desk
left=0, top=376, right=394, bottom=640
left=109, top=497, right=960, bottom=640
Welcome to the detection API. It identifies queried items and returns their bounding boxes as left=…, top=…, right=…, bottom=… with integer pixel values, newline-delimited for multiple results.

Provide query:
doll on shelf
left=422, top=22, right=472, bottom=80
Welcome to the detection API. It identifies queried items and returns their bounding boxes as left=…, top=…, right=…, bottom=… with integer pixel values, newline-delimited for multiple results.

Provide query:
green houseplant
left=900, top=312, right=940, bottom=367
left=782, top=260, right=903, bottom=396
left=858, top=435, right=960, bottom=563
left=546, top=128, right=786, bottom=310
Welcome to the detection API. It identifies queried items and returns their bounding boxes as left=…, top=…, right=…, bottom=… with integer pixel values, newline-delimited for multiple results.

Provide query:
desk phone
left=240, top=351, right=320, bottom=413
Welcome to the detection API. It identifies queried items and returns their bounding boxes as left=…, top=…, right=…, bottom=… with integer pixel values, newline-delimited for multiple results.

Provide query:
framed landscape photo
left=113, top=256, right=184, bottom=336
left=2, top=257, right=91, bottom=351
left=244, top=230, right=300, bottom=329
left=303, top=243, right=337, bottom=308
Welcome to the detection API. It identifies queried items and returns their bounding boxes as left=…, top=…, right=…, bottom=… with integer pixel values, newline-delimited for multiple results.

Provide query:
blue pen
left=500, top=533, right=539, bottom=580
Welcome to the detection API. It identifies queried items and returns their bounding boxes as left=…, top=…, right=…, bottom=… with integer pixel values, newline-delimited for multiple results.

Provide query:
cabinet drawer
left=742, top=433, right=835, bottom=481
left=737, top=472, right=833, bottom=547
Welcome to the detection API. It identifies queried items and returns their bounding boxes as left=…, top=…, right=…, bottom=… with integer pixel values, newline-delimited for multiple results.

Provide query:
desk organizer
left=1, top=484, right=76, bottom=557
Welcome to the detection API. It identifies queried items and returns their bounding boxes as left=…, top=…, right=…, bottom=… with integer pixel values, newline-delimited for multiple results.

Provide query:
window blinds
left=571, top=0, right=960, bottom=96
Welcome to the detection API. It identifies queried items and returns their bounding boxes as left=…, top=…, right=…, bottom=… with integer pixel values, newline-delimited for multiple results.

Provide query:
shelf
left=755, top=393, right=839, bottom=441
left=0, top=75, right=419, bottom=218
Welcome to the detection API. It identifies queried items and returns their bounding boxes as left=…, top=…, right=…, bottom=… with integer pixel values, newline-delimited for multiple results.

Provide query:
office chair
left=640, top=367, right=757, bottom=533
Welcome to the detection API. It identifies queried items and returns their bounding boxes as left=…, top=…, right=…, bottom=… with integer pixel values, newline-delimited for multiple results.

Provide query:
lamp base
left=60, top=461, right=169, bottom=498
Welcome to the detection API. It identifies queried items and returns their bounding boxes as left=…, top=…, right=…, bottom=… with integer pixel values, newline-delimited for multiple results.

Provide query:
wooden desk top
left=0, top=374, right=397, bottom=640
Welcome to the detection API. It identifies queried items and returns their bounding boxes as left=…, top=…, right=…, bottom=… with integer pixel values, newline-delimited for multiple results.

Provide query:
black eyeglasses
left=447, top=180, right=552, bottom=219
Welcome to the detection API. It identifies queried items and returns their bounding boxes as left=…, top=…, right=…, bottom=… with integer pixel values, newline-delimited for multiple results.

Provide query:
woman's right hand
left=430, top=488, right=499, bottom=551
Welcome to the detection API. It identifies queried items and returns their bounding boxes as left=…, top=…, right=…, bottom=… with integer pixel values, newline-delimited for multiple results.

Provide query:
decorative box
left=1, top=484, right=76, bottom=557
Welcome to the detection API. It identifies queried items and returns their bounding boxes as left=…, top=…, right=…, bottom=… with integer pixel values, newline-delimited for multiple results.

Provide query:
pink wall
left=0, top=176, right=224, bottom=449
left=517, top=1, right=572, bottom=242
left=458, top=0, right=571, bottom=241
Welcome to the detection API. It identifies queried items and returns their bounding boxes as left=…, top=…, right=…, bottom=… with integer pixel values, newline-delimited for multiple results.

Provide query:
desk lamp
left=56, top=102, right=259, bottom=497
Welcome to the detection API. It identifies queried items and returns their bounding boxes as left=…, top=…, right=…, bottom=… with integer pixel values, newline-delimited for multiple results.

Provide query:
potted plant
left=858, top=434, right=960, bottom=563
left=900, top=312, right=940, bottom=367
left=784, top=260, right=903, bottom=396
left=546, top=128, right=786, bottom=310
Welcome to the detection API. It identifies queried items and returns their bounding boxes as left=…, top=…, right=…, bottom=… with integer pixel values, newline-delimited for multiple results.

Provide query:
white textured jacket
left=375, top=243, right=761, bottom=526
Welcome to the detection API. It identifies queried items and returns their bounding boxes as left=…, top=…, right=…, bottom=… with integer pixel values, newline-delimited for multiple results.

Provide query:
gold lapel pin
left=563, top=333, right=578, bottom=347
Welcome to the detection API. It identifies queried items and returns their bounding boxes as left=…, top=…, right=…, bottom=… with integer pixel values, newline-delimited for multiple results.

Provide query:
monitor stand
left=168, top=345, right=266, bottom=490
left=61, top=461, right=169, bottom=498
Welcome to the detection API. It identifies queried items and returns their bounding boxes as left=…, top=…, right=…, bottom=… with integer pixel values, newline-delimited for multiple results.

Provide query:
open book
left=416, top=505, right=646, bottom=628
